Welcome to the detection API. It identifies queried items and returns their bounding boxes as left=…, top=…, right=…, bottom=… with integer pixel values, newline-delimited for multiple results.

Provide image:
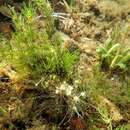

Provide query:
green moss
left=0, top=1, right=79, bottom=81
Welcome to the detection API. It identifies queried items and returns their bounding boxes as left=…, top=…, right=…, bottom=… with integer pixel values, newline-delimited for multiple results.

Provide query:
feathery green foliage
left=0, top=1, right=78, bottom=81
left=34, top=0, right=55, bottom=36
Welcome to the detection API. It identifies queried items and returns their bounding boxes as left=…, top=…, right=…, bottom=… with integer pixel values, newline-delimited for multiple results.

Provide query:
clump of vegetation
left=96, top=28, right=130, bottom=73
left=0, top=1, right=83, bottom=129
left=0, top=0, right=79, bottom=82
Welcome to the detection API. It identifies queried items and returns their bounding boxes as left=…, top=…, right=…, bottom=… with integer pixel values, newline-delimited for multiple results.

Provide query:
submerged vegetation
left=0, top=0, right=130, bottom=130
